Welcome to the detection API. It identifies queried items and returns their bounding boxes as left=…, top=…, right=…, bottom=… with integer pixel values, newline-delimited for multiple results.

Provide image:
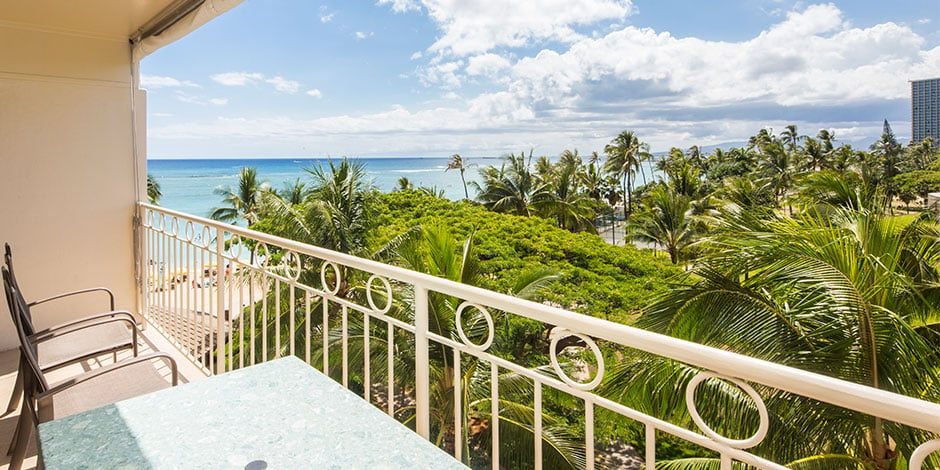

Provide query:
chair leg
left=3, top=363, right=23, bottom=416
left=8, top=401, right=33, bottom=470
left=6, top=410, right=20, bottom=456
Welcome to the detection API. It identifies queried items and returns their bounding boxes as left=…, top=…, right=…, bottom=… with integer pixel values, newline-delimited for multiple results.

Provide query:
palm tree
left=627, top=187, right=696, bottom=264
left=371, top=227, right=583, bottom=468
left=210, top=167, right=270, bottom=225
left=418, top=185, right=446, bottom=198
left=579, top=161, right=605, bottom=202
left=446, top=154, right=473, bottom=200
left=226, top=158, right=378, bottom=365
left=906, top=137, right=936, bottom=171
left=749, top=128, right=775, bottom=154
left=664, top=160, right=704, bottom=198
left=795, top=171, right=881, bottom=214
left=718, top=177, right=775, bottom=214
left=780, top=124, right=804, bottom=154
left=686, top=145, right=703, bottom=170
left=537, top=168, right=597, bottom=233
left=302, top=158, right=376, bottom=254
left=604, top=130, right=649, bottom=216
left=588, top=151, right=601, bottom=165
left=278, top=178, right=308, bottom=205
left=558, top=149, right=581, bottom=177
left=146, top=174, right=162, bottom=204
left=608, top=201, right=940, bottom=469
left=801, top=137, right=826, bottom=172
left=830, top=145, right=859, bottom=175
left=758, top=141, right=799, bottom=210
left=252, top=158, right=375, bottom=255
left=817, top=129, right=836, bottom=154
left=395, top=177, right=414, bottom=191
left=473, top=152, right=550, bottom=217
left=534, top=155, right=555, bottom=183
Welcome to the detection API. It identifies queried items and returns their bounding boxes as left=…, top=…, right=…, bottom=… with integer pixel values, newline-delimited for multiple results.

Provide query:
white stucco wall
left=0, top=23, right=142, bottom=350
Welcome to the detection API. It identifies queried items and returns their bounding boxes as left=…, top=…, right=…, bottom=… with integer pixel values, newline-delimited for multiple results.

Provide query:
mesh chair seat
left=35, top=321, right=135, bottom=370
left=38, top=359, right=173, bottom=421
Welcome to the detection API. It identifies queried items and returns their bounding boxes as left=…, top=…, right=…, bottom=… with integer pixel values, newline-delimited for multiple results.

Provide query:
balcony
left=7, top=202, right=936, bottom=469
left=2, top=1, right=939, bottom=467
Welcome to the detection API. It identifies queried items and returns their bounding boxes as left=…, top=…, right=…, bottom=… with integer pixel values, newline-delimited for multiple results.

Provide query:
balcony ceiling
left=1, top=0, right=181, bottom=39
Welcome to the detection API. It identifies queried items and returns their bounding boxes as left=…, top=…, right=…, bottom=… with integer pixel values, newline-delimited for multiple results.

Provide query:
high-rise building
left=912, top=77, right=940, bottom=146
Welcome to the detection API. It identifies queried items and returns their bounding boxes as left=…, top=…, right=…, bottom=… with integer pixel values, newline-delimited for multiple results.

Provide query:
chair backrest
left=1, top=267, right=48, bottom=393
left=2, top=244, right=35, bottom=335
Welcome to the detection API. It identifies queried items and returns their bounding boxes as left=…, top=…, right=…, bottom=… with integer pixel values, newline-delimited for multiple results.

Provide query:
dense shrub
left=371, top=191, right=680, bottom=324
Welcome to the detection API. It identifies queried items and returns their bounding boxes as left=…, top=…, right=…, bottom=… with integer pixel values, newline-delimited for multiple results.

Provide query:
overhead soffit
left=0, top=0, right=181, bottom=40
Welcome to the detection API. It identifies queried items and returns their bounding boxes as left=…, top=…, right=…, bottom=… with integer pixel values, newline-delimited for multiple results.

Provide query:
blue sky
left=141, top=0, right=940, bottom=158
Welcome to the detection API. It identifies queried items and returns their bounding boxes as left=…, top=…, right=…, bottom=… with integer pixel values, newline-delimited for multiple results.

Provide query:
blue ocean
left=147, top=157, right=495, bottom=218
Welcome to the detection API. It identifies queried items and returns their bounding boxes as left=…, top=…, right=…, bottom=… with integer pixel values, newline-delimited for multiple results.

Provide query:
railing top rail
left=139, top=202, right=940, bottom=434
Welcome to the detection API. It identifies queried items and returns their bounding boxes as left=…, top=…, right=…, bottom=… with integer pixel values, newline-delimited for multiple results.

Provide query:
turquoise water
left=147, top=157, right=493, bottom=218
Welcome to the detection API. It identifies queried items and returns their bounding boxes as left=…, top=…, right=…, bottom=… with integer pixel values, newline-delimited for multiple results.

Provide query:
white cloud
left=410, top=51, right=423, bottom=60
left=421, top=60, right=464, bottom=89
left=140, top=74, right=198, bottom=88
left=355, top=31, right=374, bottom=40
left=918, top=18, right=931, bottom=24
left=376, top=0, right=421, bottom=13
left=306, top=89, right=323, bottom=98
left=466, top=53, right=511, bottom=77
left=211, top=72, right=306, bottom=94
left=490, top=3, right=939, bottom=111
left=210, top=72, right=264, bottom=86
left=380, top=0, right=633, bottom=56
left=150, top=3, right=940, bottom=157
left=320, top=12, right=335, bottom=23
left=175, top=93, right=228, bottom=106
left=266, top=76, right=302, bottom=94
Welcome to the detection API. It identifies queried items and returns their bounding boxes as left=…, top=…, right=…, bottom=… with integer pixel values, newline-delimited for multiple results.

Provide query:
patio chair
left=3, top=269, right=177, bottom=470
left=2, top=244, right=139, bottom=415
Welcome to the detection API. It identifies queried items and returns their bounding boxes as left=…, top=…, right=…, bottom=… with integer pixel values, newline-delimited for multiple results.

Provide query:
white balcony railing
left=136, top=202, right=940, bottom=469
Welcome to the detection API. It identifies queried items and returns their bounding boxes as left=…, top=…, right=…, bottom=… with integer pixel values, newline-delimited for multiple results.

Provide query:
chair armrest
left=29, top=311, right=137, bottom=340
left=29, top=315, right=137, bottom=348
left=28, top=287, right=115, bottom=311
left=37, top=352, right=178, bottom=399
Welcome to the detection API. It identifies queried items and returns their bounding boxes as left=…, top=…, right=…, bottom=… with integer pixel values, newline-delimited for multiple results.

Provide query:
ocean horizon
left=147, top=157, right=484, bottom=218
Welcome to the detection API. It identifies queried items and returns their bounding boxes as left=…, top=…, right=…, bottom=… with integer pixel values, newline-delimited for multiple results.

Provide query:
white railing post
left=215, top=227, right=226, bottom=375
left=414, top=285, right=431, bottom=440
left=138, top=207, right=149, bottom=330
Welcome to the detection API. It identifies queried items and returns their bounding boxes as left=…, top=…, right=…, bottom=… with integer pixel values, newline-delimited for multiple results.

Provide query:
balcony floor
left=0, top=325, right=207, bottom=469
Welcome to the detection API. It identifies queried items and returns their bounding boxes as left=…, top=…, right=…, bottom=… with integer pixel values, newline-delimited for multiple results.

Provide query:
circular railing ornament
left=183, top=221, right=196, bottom=242
left=548, top=327, right=605, bottom=391
left=155, top=213, right=166, bottom=232
left=168, top=217, right=180, bottom=237
left=454, top=302, right=494, bottom=351
left=320, top=262, right=341, bottom=295
left=200, top=225, right=213, bottom=248
left=146, top=211, right=157, bottom=228
left=255, top=243, right=270, bottom=269
left=365, top=275, right=392, bottom=313
left=282, top=251, right=302, bottom=281
left=911, top=439, right=940, bottom=470
left=229, top=235, right=242, bottom=258
left=685, top=371, right=770, bottom=449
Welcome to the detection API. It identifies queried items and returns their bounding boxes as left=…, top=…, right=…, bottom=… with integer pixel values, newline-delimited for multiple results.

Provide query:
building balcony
left=5, top=202, right=939, bottom=469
